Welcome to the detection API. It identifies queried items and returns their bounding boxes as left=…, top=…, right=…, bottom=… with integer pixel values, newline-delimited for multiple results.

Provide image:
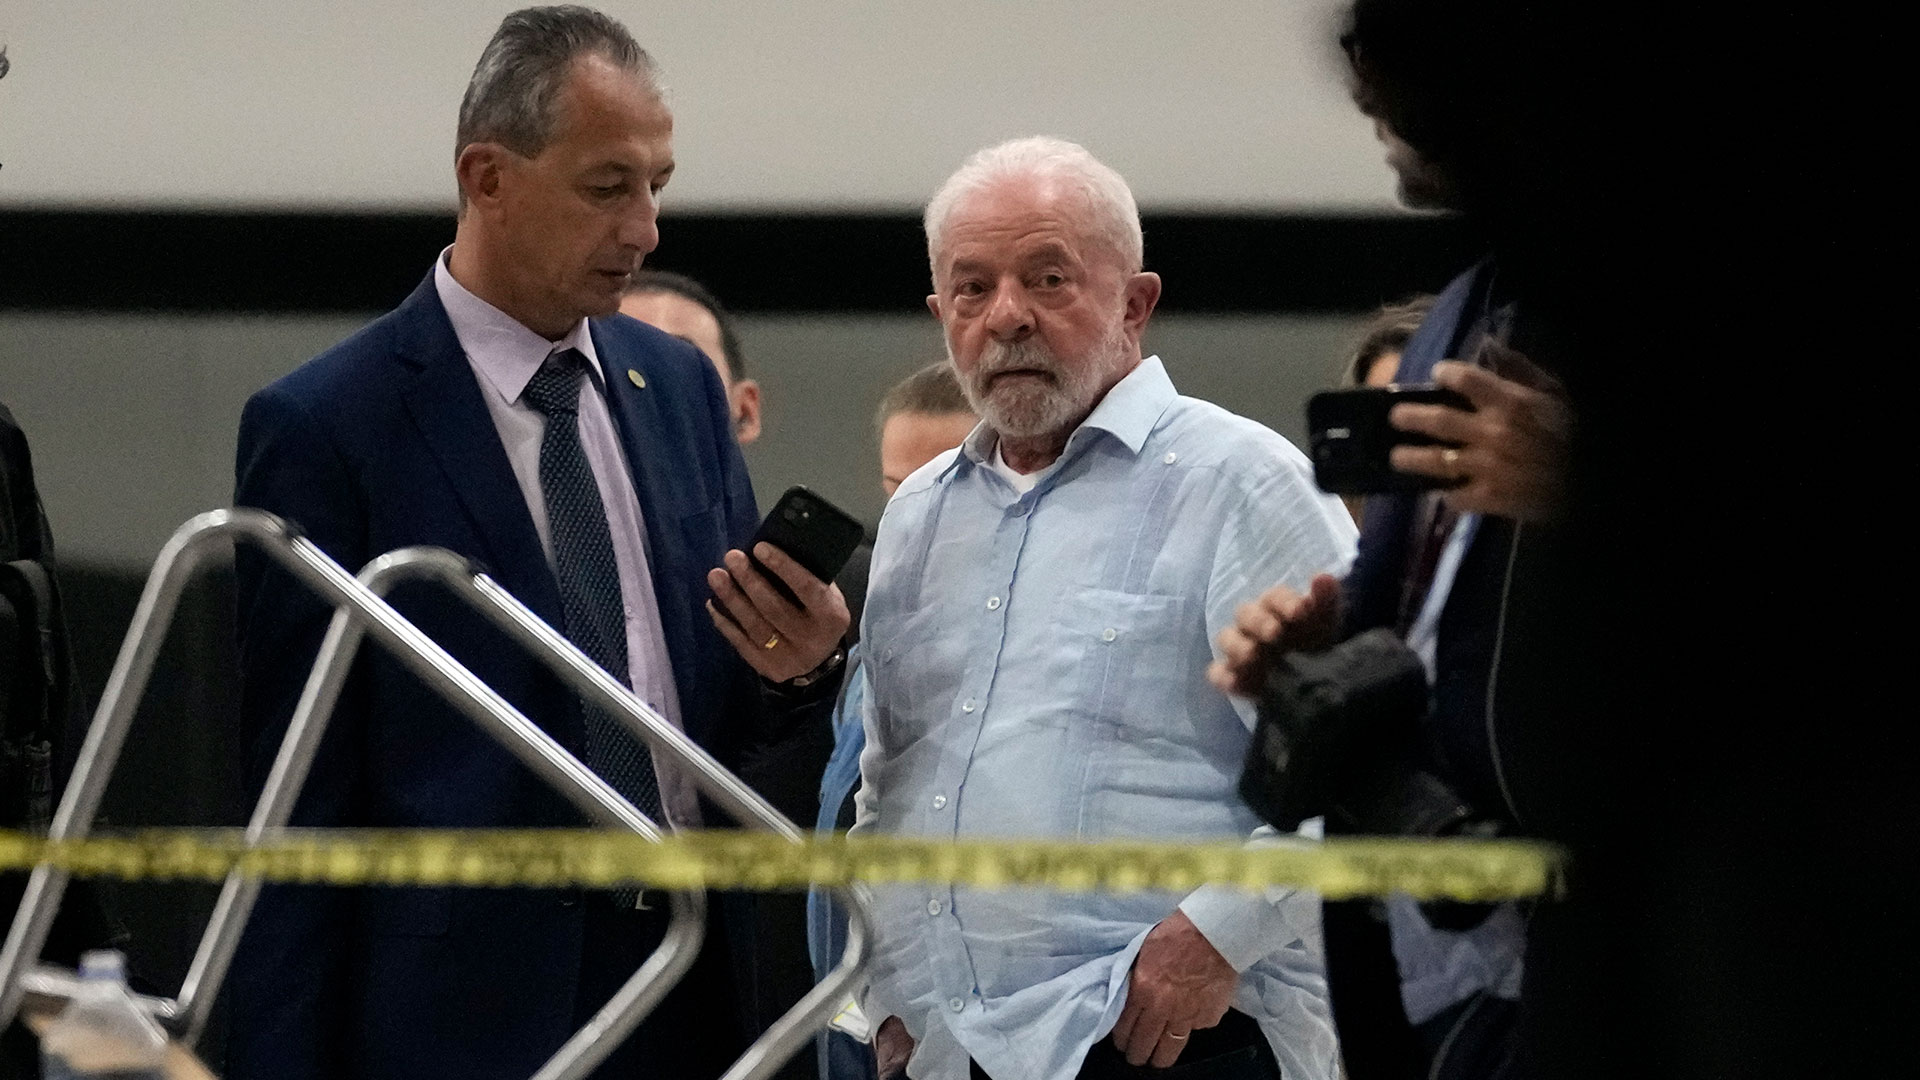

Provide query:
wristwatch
left=777, top=644, right=847, bottom=692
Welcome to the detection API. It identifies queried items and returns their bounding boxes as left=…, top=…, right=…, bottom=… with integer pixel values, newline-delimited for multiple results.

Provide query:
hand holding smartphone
left=744, top=486, right=866, bottom=606
left=1306, top=384, right=1473, bottom=496
left=714, top=485, right=864, bottom=624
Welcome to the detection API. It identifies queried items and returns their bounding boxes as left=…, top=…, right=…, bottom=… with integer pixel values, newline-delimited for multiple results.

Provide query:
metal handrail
left=343, top=548, right=870, bottom=1080
left=3, top=509, right=678, bottom=1034
left=0, top=510, right=340, bottom=1025
left=0, top=513, right=871, bottom=1080
left=166, top=539, right=703, bottom=1080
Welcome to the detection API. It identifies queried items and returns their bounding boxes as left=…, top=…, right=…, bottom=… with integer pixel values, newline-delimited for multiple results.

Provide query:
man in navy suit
left=226, top=9, right=849, bottom=1079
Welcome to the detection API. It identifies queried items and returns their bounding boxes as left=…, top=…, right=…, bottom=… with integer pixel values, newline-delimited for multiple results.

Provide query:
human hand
left=1110, top=910, right=1238, bottom=1068
left=705, top=543, right=851, bottom=682
left=1388, top=349, right=1573, bottom=522
left=1206, top=573, right=1343, bottom=697
left=874, top=1015, right=914, bottom=1079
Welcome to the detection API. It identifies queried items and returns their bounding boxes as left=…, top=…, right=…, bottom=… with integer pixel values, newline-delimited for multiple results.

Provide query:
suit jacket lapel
left=590, top=324, right=706, bottom=720
left=393, top=275, right=563, bottom=624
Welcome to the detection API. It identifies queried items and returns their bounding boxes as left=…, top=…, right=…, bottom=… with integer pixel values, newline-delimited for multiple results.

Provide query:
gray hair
left=456, top=6, right=657, bottom=164
left=924, top=136, right=1144, bottom=281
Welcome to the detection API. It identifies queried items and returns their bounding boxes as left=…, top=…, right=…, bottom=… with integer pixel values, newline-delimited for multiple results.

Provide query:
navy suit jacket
left=226, top=273, right=820, bottom=1080
left=1339, top=260, right=1520, bottom=818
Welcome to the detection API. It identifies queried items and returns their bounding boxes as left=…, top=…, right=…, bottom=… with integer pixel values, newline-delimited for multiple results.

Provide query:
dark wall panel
left=2, top=209, right=1478, bottom=315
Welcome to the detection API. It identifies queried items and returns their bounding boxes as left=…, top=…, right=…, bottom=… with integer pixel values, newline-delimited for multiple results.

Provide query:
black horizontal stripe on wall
left=1, top=208, right=1477, bottom=315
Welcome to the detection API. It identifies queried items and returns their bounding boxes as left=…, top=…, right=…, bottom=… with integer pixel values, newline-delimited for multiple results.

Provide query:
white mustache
left=975, top=340, right=1061, bottom=381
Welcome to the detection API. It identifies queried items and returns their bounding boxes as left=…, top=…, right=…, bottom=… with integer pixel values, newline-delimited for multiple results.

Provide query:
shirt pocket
left=1049, top=587, right=1195, bottom=742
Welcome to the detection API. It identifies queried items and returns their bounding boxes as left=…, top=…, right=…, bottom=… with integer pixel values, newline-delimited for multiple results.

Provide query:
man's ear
left=455, top=143, right=509, bottom=209
left=1122, top=272, right=1162, bottom=334
left=730, top=379, right=763, bottom=445
left=925, top=293, right=942, bottom=320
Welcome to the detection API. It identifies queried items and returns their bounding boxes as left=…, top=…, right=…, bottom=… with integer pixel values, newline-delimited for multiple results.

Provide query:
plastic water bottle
left=39, top=950, right=168, bottom=1080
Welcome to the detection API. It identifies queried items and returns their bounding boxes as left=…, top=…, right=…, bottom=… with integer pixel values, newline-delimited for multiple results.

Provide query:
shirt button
left=949, top=997, right=966, bottom=1013
left=927, top=899, right=943, bottom=916
left=986, top=596, right=1002, bottom=610
left=961, top=698, right=976, bottom=713
left=932, top=794, right=948, bottom=810
left=1101, top=628, right=1118, bottom=642
left=1163, top=452, right=1178, bottom=464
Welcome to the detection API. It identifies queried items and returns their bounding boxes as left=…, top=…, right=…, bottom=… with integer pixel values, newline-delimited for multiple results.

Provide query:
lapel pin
left=628, top=369, right=647, bottom=389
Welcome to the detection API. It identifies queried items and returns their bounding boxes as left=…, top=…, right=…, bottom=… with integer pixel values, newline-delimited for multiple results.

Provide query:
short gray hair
left=924, top=137, right=1144, bottom=281
left=456, top=6, right=657, bottom=163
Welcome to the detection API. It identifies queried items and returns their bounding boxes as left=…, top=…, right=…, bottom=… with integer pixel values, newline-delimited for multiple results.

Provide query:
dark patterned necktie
left=522, top=350, right=664, bottom=847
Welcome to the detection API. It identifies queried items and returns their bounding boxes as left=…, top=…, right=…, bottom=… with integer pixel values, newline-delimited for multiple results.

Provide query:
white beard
left=951, top=321, right=1131, bottom=441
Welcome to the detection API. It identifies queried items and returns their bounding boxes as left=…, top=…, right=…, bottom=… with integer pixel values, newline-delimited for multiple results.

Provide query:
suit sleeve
left=225, top=385, right=367, bottom=1080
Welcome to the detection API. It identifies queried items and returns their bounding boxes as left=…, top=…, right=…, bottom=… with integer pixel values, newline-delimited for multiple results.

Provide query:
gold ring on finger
left=1166, top=1032, right=1189, bottom=1041
left=1441, top=447, right=1462, bottom=475
left=763, top=634, right=781, bottom=650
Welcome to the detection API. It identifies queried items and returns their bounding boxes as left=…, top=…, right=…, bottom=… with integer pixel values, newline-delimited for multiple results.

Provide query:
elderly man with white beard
left=851, top=137, right=1358, bottom=1080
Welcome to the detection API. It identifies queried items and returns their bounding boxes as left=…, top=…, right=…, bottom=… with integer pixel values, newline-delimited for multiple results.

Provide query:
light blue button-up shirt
left=854, top=357, right=1357, bottom=1080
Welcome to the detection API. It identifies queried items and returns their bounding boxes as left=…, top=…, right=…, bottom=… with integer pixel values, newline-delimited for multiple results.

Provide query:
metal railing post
left=350, top=549, right=871, bottom=1080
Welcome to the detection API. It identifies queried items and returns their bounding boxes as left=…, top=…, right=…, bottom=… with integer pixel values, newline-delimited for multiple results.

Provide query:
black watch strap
left=771, top=645, right=846, bottom=694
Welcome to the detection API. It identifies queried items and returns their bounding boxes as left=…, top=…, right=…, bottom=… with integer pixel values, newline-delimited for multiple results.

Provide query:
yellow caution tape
left=0, top=829, right=1563, bottom=902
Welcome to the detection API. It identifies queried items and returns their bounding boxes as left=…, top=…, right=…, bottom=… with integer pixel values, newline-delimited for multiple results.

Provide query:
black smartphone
left=1306, top=385, right=1473, bottom=495
left=739, top=486, right=867, bottom=609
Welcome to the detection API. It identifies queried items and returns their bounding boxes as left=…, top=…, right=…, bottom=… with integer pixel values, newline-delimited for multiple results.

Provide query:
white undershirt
left=989, top=441, right=1044, bottom=494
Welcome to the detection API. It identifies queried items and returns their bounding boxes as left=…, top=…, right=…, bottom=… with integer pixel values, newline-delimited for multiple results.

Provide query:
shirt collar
left=957, top=354, right=1175, bottom=473
left=1073, top=355, right=1175, bottom=455
left=433, top=246, right=604, bottom=404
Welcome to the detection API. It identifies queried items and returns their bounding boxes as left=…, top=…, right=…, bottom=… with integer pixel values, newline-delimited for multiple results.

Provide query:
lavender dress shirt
left=433, top=251, right=699, bottom=827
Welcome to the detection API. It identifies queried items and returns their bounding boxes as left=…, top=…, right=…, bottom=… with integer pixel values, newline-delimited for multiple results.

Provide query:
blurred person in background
left=855, top=136, right=1356, bottom=1080
left=1, top=402, right=129, bottom=1080
left=621, top=269, right=763, bottom=444
left=808, top=361, right=977, bottom=1080
left=1345, top=296, right=1433, bottom=391
left=878, top=363, right=979, bottom=499
left=1337, top=295, right=1434, bottom=523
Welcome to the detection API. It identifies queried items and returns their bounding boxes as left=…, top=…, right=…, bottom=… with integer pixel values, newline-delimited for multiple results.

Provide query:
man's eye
left=955, top=281, right=986, bottom=297
left=1036, top=273, right=1065, bottom=289
left=591, top=184, right=627, bottom=198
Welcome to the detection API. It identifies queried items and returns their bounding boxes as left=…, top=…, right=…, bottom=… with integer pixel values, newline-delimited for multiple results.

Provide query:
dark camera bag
left=1238, top=628, right=1477, bottom=837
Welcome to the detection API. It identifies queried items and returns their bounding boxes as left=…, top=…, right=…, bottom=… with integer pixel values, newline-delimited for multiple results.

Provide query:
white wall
left=0, top=0, right=1395, bottom=211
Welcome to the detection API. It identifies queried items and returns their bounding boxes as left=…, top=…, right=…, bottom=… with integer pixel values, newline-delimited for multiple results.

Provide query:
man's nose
left=620, top=193, right=661, bottom=256
left=983, top=281, right=1033, bottom=340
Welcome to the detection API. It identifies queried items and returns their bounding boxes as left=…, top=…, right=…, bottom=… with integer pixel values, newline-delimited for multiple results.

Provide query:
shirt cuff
left=1178, top=884, right=1305, bottom=973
